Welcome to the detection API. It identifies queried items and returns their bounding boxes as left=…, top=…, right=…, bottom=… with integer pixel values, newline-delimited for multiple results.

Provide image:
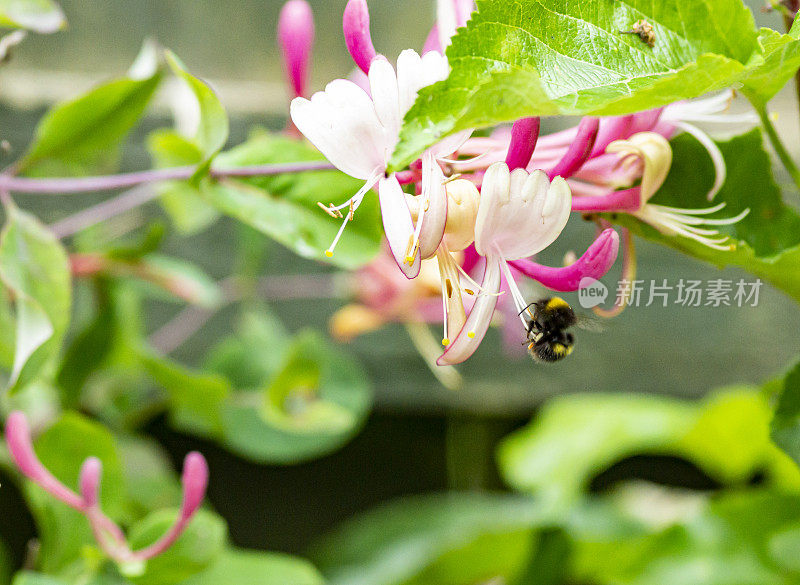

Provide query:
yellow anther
left=405, top=255, right=414, bottom=264
left=464, top=288, right=475, bottom=296
left=325, top=250, right=333, bottom=258
left=467, top=331, right=476, bottom=339
left=442, top=338, right=451, bottom=346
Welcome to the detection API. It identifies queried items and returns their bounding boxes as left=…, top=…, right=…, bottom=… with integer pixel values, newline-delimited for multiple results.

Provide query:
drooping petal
left=417, top=151, right=448, bottom=258
left=291, top=80, right=387, bottom=179
left=475, top=163, right=572, bottom=260
left=607, top=132, right=671, bottom=205
left=379, top=175, right=422, bottom=278
left=509, top=228, right=620, bottom=291
left=437, top=254, right=502, bottom=365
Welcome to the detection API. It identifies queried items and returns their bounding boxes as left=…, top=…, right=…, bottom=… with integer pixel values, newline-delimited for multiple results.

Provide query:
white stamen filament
left=499, top=258, right=531, bottom=327
left=324, top=167, right=383, bottom=256
left=675, top=122, right=726, bottom=200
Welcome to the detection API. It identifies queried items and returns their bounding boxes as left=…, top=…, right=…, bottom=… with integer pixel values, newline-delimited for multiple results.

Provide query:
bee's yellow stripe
left=546, top=297, right=570, bottom=311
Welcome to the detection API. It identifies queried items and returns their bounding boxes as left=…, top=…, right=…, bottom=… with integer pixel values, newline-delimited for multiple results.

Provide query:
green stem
left=755, top=103, right=800, bottom=191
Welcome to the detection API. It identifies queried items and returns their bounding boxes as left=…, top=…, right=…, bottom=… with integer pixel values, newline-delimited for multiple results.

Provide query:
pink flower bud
left=278, top=0, right=315, bottom=99
left=180, top=451, right=209, bottom=520
left=79, top=457, right=102, bottom=509
left=343, top=0, right=377, bottom=74
left=509, top=228, right=619, bottom=292
left=505, top=117, right=540, bottom=170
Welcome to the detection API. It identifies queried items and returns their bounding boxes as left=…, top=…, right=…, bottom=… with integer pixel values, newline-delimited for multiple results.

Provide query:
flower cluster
left=279, top=0, right=752, bottom=365
left=4, top=411, right=209, bottom=565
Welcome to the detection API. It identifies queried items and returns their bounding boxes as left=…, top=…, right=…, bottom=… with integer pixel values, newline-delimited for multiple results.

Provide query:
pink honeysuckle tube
left=505, top=117, right=540, bottom=171
left=343, top=0, right=378, bottom=74
left=547, top=117, right=600, bottom=180
left=4, top=411, right=210, bottom=564
left=509, top=228, right=619, bottom=292
left=278, top=0, right=315, bottom=99
left=591, top=115, right=634, bottom=157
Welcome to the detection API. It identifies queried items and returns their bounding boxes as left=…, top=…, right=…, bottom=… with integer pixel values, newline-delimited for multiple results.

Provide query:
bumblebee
left=522, top=297, right=599, bottom=363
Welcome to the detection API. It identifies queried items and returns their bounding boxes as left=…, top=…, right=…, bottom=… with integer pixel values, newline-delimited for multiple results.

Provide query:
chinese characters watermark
left=578, top=278, right=762, bottom=309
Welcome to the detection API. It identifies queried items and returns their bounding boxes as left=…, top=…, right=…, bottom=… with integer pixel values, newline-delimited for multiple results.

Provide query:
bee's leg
left=518, top=302, right=537, bottom=318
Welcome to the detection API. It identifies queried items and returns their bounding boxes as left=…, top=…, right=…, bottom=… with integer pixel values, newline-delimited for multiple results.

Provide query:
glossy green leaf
left=220, top=330, right=372, bottom=464
left=391, top=0, right=770, bottom=168
left=18, top=45, right=161, bottom=176
left=499, top=388, right=800, bottom=508
left=608, top=129, right=800, bottom=303
left=147, top=129, right=219, bottom=235
left=206, top=131, right=382, bottom=269
left=741, top=23, right=800, bottom=107
left=126, top=509, right=227, bottom=585
left=25, top=412, right=123, bottom=573
left=0, top=205, right=71, bottom=391
left=165, top=51, right=229, bottom=180
left=771, top=360, right=800, bottom=467
left=137, top=347, right=230, bottom=437
left=0, top=0, right=65, bottom=33
left=181, top=548, right=324, bottom=585
left=312, top=493, right=543, bottom=585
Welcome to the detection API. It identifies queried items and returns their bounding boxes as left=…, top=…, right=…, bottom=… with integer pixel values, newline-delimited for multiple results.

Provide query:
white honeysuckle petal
left=379, top=175, right=422, bottom=279
left=368, top=57, right=401, bottom=159
left=475, top=163, right=572, bottom=261
left=436, top=247, right=466, bottom=342
left=437, top=0, right=458, bottom=50
left=674, top=122, right=726, bottom=200
left=417, top=151, right=448, bottom=259
left=437, top=254, right=502, bottom=365
left=396, top=49, right=449, bottom=115
left=290, top=80, right=387, bottom=180
left=474, top=162, right=511, bottom=257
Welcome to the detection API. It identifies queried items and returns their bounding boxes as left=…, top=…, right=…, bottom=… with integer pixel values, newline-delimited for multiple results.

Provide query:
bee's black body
left=523, top=297, right=577, bottom=363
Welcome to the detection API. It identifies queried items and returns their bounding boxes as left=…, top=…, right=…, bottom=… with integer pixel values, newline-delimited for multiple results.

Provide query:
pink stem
left=5, top=412, right=84, bottom=510
left=509, top=228, right=619, bottom=292
left=0, top=161, right=335, bottom=194
left=505, top=117, right=540, bottom=171
left=547, top=117, right=599, bottom=180
left=343, top=0, right=378, bottom=74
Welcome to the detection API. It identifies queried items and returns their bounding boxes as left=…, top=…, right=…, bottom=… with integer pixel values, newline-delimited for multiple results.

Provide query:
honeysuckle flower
left=291, top=47, right=468, bottom=277
left=572, top=132, right=750, bottom=251
left=438, top=162, right=573, bottom=365
left=278, top=0, right=314, bottom=100
left=4, top=411, right=209, bottom=564
left=343, top=0, right=378, bottom=75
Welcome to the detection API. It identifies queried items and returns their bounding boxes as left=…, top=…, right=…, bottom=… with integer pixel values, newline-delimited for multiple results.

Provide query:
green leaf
left=262, top=330, right=356, bottom=434
left=126, top=509, right=227, bottom=585
left=608, top=129, right=800, bottom=303
left=147, top=130, right=219, bottom=234
left=137, top=347, right=230, bottom=437
left=204, top=130, right=382, bottom=268
left=11, top=573, right=69, bottom=585
left=56, top=280, right=115, bottom=408
left=0, top=205, right=71, bottom=391
left=165, top=51, right=229, bottom=181
left=204, top=308, right=290, bottom=390
left=771, top=360, right=800, bottom=467
left=312, top=493, right=543, bottom=585
left=0, top=0, right=65, bottom=33
left=220, top=330, right=372, bottom=464
left=18, top=44, right=161, bottom=176
left=181, top=548, right=323, bottom=585
left=117, top=434, right=182, bottom=520
left=499, top=388, right=800, bottom=509
left=26, top=412, right=123, bottom=573
left=390, top=0, right=765, bottom=168
left=136, top=254, right=222, bottom=308
left=741, top=26, right=800, bottom=107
